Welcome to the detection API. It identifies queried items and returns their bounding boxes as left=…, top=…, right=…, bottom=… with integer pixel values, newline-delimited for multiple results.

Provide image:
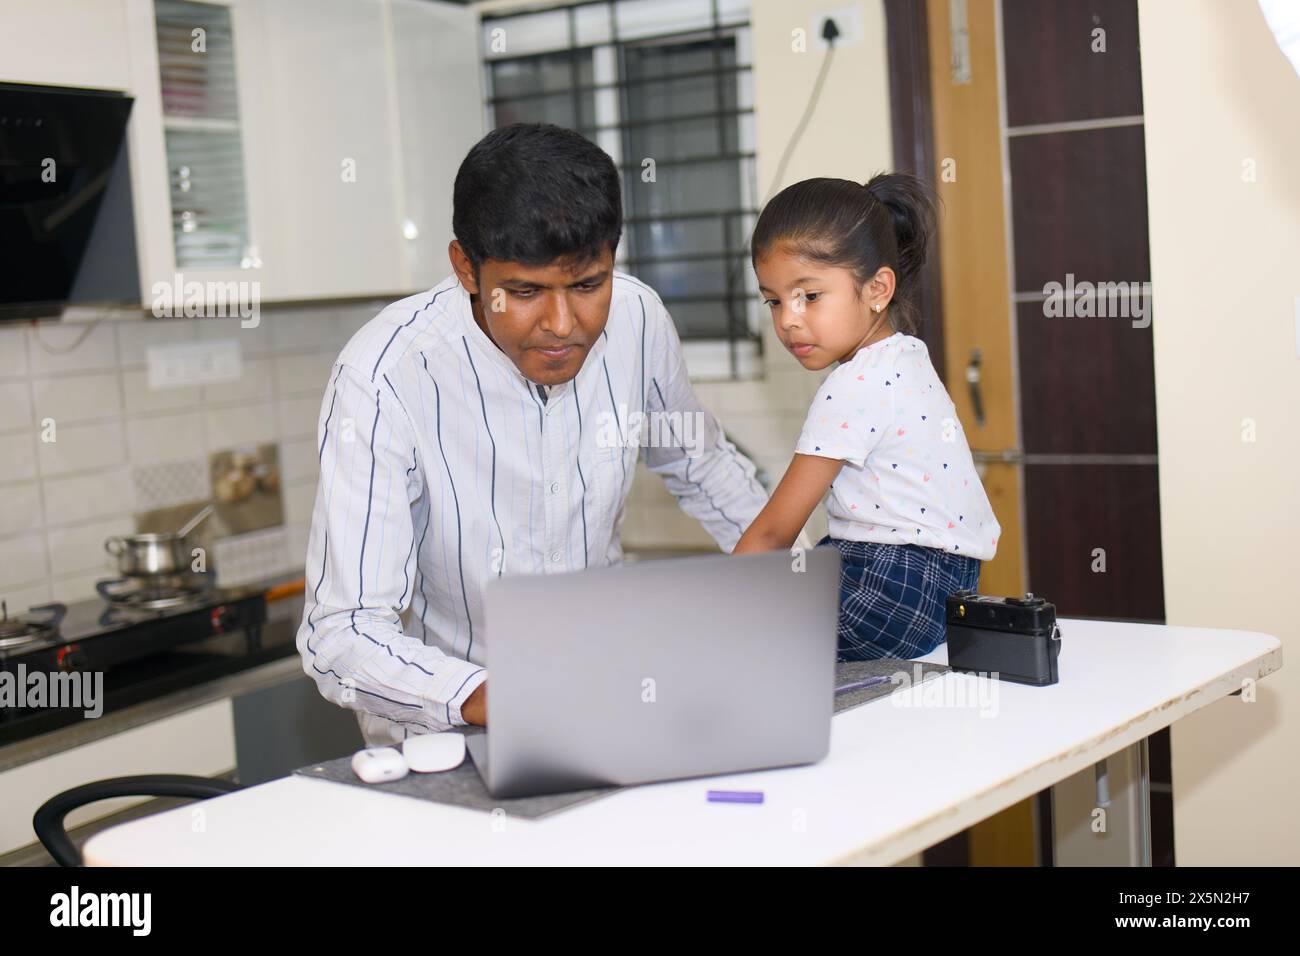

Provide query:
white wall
left=1138, top=0, right=1300, bottom=865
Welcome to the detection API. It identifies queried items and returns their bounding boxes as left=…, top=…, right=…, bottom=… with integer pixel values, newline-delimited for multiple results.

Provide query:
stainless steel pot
left=105, top=504, right=213, bottom=577
left=105, top=533, right=191, bottom=577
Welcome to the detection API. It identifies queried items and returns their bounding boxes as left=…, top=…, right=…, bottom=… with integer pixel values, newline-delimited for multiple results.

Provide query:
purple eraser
left=707, top=789, right=764, bottom=804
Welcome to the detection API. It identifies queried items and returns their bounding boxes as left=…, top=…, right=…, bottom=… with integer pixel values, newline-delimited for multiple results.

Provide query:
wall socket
left=813, top=6, right=864, bottom=50
left=147, top=338, right=242, bottom=390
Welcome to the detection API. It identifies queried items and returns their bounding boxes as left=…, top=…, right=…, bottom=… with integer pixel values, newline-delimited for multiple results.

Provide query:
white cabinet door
left=385, top=0, right=486, bottom=290
left=255, top=0, right=403, bottom=300
left=252, top=0, right=484, bottom=301
left=122, top=0, right=178, bottom=308
left=126, top=0, right=273, bottom=311
left=0, top=0, right=132, bottom=91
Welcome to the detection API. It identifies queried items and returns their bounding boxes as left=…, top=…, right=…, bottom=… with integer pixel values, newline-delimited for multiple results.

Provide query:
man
left=297, top=123, right=769, bottom=745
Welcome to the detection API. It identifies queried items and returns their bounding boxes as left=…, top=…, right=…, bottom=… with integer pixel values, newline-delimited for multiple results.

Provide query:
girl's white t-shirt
left=794, top=332, right=1001, bottom=561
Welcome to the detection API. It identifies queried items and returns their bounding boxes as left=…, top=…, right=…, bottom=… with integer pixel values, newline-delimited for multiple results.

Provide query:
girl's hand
left=733, top=453, right=844, bottom=554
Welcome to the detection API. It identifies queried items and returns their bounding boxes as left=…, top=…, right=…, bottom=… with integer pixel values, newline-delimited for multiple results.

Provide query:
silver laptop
left=466, top=548, right=841, bottom=798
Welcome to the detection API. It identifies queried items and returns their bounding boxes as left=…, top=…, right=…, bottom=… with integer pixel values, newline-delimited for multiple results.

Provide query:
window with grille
left=154, top=0, right=256, bottom=271
left=482, top=0, right=761, bottom=379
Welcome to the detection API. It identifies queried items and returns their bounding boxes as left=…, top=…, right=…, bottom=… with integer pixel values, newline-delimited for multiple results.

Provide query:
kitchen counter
left=84, top=619, right=1282, bottom=866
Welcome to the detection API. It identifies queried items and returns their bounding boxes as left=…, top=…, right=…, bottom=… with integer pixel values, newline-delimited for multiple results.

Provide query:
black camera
left=944, top=590, right=1061, bottom=686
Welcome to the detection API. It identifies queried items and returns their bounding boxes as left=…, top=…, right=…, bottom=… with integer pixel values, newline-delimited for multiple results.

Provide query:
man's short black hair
left=452, top=123, right=623, bottom=272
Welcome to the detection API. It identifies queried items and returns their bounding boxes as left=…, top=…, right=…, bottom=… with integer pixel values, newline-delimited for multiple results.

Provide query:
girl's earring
left=873, top=303, right=883, bottom=313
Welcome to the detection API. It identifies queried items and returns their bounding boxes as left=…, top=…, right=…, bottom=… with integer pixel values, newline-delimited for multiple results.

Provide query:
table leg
left=1134, top=736, right=1152, bottom=867
left=1049, top=738, right=1153, bottom=866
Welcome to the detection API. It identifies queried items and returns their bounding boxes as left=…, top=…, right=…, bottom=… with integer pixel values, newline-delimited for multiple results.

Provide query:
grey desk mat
left=293, top=658, right=950, bottom=820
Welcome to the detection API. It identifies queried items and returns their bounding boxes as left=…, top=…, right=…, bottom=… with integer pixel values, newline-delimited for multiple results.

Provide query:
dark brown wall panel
left=1022, top=463, right=1165, bottom=621
left=886, top=0, right=946, bottom=381
left=1016, top=302, right=1157, bottom=454
left=1002, top=0, right=1143, bottom=126
left=1009, top=125, right=1150, bottom=291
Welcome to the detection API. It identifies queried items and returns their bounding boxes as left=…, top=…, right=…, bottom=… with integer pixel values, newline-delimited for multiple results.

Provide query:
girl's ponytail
left=863, top=172, right=937, bottom=322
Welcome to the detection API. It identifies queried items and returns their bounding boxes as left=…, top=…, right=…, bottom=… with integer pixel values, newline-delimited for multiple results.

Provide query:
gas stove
left=0, top=603, right=59, bottom=646
left=0, top=576, right=268, bottom=740
left=96, top=569, right=219, bottom=613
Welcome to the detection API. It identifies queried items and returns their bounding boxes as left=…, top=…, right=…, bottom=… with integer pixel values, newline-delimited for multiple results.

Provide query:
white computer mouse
left=351, top=746, right=409, bottom=784
left=402, top=732, right=466, bottom=773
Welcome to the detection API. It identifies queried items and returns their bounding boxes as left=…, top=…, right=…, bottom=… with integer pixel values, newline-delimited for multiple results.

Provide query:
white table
left=85, top=619, right=1281, bottom=866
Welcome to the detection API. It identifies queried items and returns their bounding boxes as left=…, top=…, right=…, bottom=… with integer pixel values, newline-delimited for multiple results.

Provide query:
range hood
left=0, top=82, right=136, bottom=321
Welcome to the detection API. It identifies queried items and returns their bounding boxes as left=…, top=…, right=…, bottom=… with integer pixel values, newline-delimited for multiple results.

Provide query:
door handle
left=965, top=348, right=985, bottom=427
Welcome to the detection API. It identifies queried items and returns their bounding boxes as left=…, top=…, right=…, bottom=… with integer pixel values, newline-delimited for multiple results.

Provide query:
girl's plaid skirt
left=817, top=536, right=981, bottom=661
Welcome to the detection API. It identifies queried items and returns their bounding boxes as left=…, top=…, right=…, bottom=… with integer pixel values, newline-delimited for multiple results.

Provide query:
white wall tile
left=270, top=309, right=342, bottom=351
left=273, top=351, right=334, bottom=396
left=44, top=469, right=133, bottom=525
left=204, top=355, right=273, bottom=406
left=0, top=327, right=30, bottom=378
left=335, top=304, right=380, bottom=340
left=690, top=381, right=720, bottom=412
left=36, top=420, right=127, bottom=477
left=47, top=516, right=132, bottom=578
left=122, top=368, right=203, bottom=415
left=276, top=394, right=322, bottom=440
left=198, top=315, right=273, bottom=355
left=46, top=568, right=106, bottom=603
left=286, top=522, right=312, bottom=570
left=0, top=381, right=33, bottom=431
left=0, top=532, right=48, bottom=590
left=205, top=401, right=276, bottom=449
left=282, top=479, right=316, bottom=527
left=721, top=411, right=804, bottom=463
left=31, top=371, right=122, bottom=424
left=26, top=321, right=118, bottom=375
left=211, top=527, right=290, bottom=587
left=0, top=482, right=42, bottom=537
left=0, top=431, right=37, bottom=483
left=2, top=580, right=54, bottom=614
left=631, top=501, right=715, bottom=548
left=115, top=318, right=198, bottom=366
left=279, top=436, right=318, bottom=483
left=125, top=412, right=205, bottom=465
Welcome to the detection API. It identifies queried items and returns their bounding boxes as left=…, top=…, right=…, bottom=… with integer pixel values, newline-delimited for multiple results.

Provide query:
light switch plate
left=147, top=338, right=242, bottom=390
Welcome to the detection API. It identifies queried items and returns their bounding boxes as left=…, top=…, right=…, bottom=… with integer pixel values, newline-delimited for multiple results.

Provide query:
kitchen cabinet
left=0, top=0, right=134, bottom=92
left=128, top=0, right=484, bottom=309
left=384, top=0, right=485, bottom=291
left=0, top=699, right=236, bottom=858
left=128, top=0, right=275, bottom=307
left=223, top=0, right=485, bottom=301
left=254, top=0, right=407, bottom=299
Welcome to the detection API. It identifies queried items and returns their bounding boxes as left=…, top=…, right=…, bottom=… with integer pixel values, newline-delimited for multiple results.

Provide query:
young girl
left=734, top=173, right=1000, bottom=661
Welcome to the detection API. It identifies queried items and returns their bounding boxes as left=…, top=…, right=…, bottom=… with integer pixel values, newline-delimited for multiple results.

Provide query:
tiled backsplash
left=0, top=302, right=382, bottom=611
left=0, top=299, right=825, bottom=612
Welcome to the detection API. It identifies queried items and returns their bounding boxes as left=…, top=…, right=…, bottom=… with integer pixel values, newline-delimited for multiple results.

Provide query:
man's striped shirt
left=296, top=271, right=768, bottom=745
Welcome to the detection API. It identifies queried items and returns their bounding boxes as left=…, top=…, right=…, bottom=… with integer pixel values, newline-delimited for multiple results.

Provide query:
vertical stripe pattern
left=296, top=272, right=768, bottom=746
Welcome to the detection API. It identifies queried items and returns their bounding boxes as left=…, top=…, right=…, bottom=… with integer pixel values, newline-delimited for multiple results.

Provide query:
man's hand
left=461, top=682, right=487, bottom=726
